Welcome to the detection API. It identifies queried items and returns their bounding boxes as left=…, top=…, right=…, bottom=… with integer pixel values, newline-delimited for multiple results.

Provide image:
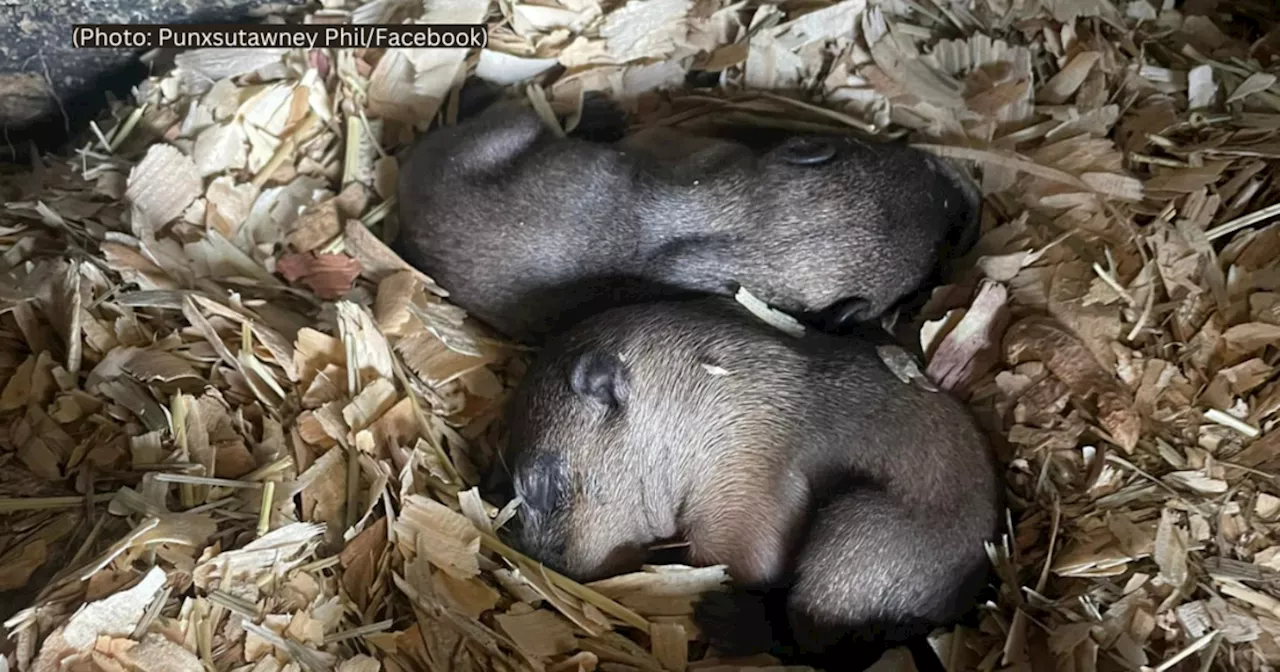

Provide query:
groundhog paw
left=693, top=589, right=775, bottom=657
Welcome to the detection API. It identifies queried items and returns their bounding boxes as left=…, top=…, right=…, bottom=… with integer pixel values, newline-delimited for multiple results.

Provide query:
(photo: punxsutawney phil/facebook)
left=71, top=23, right=489, bottom=50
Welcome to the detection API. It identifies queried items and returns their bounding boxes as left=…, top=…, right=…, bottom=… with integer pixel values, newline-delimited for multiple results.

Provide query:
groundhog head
left=695, top=131, right=984, bottom=329
left=504, top=343, right=672, bottom=582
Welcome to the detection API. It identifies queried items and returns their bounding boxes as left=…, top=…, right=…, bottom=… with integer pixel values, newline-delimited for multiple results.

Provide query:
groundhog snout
left=926, top=155, right=984, bottom=256
left=509, top=511, right=649, bottom=582
left=557, top=542, right=649, bottom=583
left=510, top=516, right=572, bottom=573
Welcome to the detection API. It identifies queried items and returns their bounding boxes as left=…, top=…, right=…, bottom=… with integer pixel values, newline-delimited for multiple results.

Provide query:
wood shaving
left=1005, top=315, right=1142, bottom=452
left=61, top=567, right=168, bottom=649
left=602, top=0, right=693, bottom=63
left=733, top=287, right=805, bottom=338
left=125, top=144, right=203, bottom=230
left=924, top=280, right=1008, bottom=393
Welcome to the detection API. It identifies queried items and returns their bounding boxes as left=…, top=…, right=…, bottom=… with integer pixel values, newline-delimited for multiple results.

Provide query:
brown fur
left=502, top=297, right=1002, bottom=661
left=393, top=101, right=982, bottom=344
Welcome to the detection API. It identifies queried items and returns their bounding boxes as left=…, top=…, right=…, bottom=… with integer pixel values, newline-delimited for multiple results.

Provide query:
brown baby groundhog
left=501, top=297, right=1002, bottom=668
left=394, top=98, right=982, bottom=344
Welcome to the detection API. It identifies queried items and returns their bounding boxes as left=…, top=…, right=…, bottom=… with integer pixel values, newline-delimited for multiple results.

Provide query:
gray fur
left=394, top=102, right=982, bottom=344
left=503, top=297, right=1002, bottom=652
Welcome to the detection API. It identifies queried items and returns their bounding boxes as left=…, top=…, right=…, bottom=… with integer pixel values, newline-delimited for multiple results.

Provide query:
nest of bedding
left=2, top=0, right=1280, bottom=671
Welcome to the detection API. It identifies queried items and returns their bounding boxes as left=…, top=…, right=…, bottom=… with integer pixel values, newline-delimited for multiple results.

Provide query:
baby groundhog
left=393, top=99, right=982, bottom=344
left=501, top=298, right=1002, bottom=668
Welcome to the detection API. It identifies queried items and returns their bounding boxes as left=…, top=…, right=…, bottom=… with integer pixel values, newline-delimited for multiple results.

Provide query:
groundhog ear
left=453, top=103, right=546, bottom=172
left=569, top=350, right=629, bottom=408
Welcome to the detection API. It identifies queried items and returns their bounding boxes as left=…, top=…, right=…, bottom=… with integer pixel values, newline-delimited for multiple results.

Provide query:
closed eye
left=516, top=452, right=569, bottom=513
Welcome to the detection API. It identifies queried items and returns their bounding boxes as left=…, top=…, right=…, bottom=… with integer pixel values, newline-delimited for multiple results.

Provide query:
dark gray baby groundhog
left=501, top=298, right=1002, bottom=668
left=394, top=100, right=982, bottom=344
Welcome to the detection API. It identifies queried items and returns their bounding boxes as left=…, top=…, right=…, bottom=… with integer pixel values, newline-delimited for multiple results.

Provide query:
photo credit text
left=72, top=24, right=489, bottom=49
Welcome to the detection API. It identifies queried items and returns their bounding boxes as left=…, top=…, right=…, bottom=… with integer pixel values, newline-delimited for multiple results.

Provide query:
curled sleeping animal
left=393, top=96, right=983, bottom=345
left=498, top=297, right=1002, bottom=670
